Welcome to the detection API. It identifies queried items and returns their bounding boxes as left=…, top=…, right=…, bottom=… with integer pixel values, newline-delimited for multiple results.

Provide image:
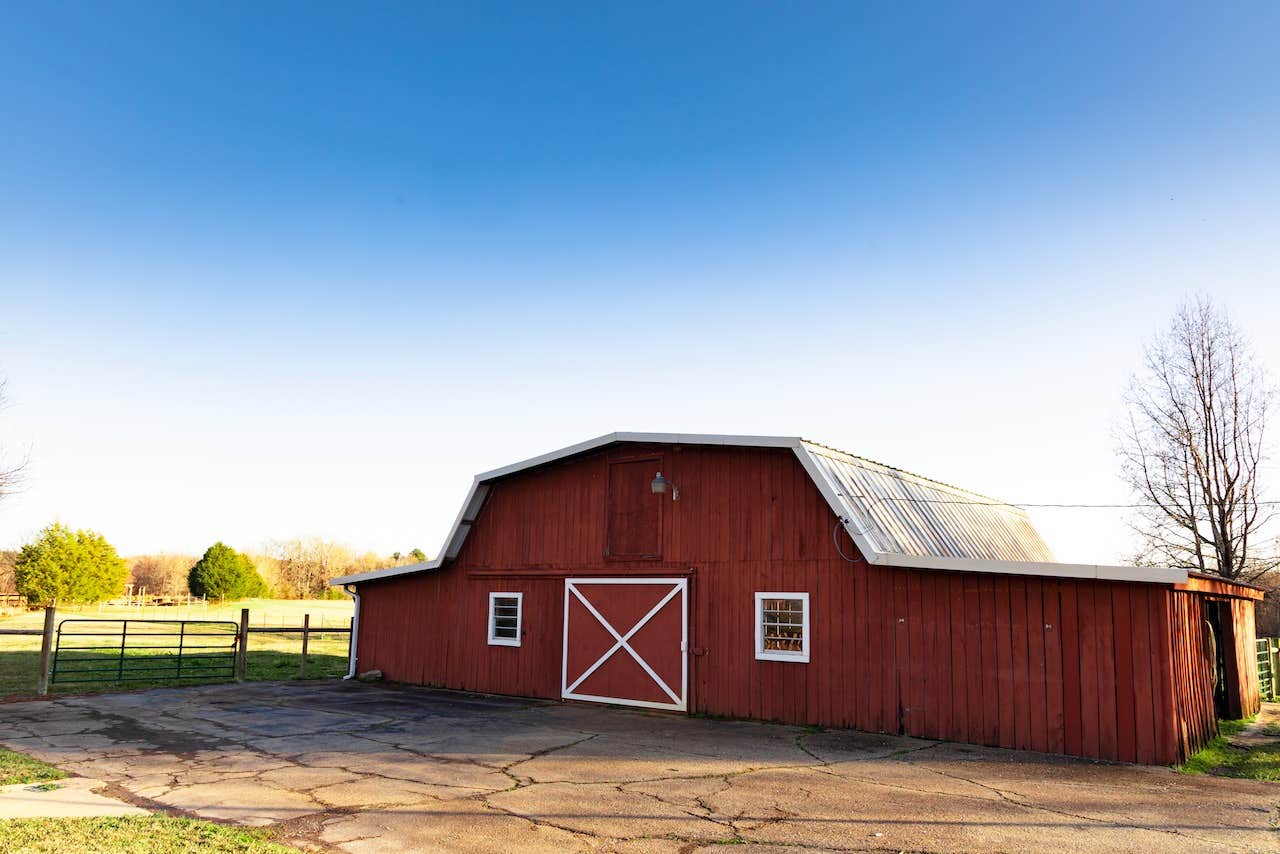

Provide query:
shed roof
left=332, top=432, right=1186, bottom=586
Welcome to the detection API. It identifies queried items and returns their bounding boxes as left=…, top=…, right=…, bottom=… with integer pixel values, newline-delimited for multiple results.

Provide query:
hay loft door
left=561, top=578, right=688, bottom=711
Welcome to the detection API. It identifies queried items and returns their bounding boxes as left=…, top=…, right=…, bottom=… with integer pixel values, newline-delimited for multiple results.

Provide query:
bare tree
left=0, top=550, right=17, bottom=595
left=0, top=377, right=27, bottom=502
left=129, top=554, right=199, bottom=596
left=268, top=538, right=383, bottom=598
left=1119, top=296, right=1275, bottom=580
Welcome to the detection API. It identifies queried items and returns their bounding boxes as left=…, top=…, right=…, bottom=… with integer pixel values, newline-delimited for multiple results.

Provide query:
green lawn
left=0, top=816, right=296, bottom=853
left=1176, top=717, right=1280, bottom=780
left=0, top=599, right=353, bottom=698
left=0, top=749, right=65, bottom=786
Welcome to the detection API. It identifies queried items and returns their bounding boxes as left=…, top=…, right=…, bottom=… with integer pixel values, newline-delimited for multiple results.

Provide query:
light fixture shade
left=651, top=472, right=669, bottom=494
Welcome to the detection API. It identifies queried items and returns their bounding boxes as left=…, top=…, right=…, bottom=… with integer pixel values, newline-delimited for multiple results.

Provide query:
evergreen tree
left=14, top=523, right=128, bottom=605
left=188, top=542, right=270, bottom=600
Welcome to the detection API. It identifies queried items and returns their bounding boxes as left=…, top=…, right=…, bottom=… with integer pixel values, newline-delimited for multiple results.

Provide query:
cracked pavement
left=2, top=682, right=1278, bottom=852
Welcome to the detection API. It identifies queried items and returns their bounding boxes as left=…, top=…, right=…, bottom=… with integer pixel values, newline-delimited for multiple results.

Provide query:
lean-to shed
left=333, top=433, right=1262, bottom=764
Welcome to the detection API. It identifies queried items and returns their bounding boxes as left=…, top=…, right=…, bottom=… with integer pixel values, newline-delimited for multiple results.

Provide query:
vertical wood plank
left=964, top=575, right=984, bottom=745
left=931, top=574, right=951, bottom=742
left=883, top=568, right=899, bottom=732
left=1078, top=583, right=1100, bottom=758
left=980, top=576, right=1000, bottom=746
left=1111, top=586, right=1136, bottom=763
left=1095, top=585, right=1118, bottom=760
left=1010, top=577, right=1031, bottom=751
left=1060, top=583, right=1083, bottom=757
left=1025, top=579, right=1048, bottom=753
left=893, top=571, right=910, bottom=734
left=856, top=560, right=872, bottom=730
left=949, top=573, right=969, bottom=743
left=1043, top=581, right=1065, bottom=754
left=907, top=572, right=926, bottom=737
left=1132, top=586, right=1157, bottom=764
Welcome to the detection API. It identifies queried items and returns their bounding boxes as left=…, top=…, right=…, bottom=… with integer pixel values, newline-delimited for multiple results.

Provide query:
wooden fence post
left=36, top=605, right=56, bottom=696
left=235, top=608, right=249, bottom=682
left=299, top=614, right=310, bottom=679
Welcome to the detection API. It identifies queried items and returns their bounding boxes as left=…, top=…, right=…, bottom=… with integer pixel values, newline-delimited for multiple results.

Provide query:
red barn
left=333, top=433, right=1261, bottom=764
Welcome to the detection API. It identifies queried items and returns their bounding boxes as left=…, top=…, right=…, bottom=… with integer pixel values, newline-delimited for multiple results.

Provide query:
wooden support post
left=36, top=605, right=56, bottom=696
left=235, top=608, right=249, bottom=682
left=299, top=614, right=310, bottom=679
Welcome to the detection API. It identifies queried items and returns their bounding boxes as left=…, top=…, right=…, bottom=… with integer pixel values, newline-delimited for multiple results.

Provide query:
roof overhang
left=330, top=432, right=1190, bottom=588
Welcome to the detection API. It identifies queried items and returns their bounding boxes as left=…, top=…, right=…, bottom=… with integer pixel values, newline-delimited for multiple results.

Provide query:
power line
left=847, top=494, right=1280, bottom=510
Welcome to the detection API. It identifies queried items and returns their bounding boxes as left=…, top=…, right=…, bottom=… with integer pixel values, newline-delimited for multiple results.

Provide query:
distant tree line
left=0, top=550, right=17, bottom=596
left=0, top=372, right=423, bottom=605
left=4, top=523, right=426, bottom=606
left=263, top=538, right=424, bottom=598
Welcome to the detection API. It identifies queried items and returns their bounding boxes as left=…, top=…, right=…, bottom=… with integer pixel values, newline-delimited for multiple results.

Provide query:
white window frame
left=754, top=592, right=810, bottom=663
left=488, top=591, right=523, bottom=647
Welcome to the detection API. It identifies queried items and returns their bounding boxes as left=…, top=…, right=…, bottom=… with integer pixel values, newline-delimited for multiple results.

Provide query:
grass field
left=0, top=816, right=296, bottom=853
left=0, top=749, right=65, bottom=786
left=0, top=599, right=354, bottom=699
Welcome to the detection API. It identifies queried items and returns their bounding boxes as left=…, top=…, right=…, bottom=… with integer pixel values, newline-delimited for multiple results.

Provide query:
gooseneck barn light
left=651, top=471, right=679, bottom=501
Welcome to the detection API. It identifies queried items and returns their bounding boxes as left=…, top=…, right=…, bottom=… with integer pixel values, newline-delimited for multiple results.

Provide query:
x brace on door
left=561, top=578, right=688, bottom=711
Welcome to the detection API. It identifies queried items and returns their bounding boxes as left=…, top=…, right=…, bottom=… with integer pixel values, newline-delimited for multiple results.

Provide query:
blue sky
left=1, top=2, right=1278, bottom=562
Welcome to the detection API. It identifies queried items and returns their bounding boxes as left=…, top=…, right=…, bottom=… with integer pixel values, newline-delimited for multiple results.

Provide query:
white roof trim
left=330, top=432, right=1189, bottom=587
left=871, top=552, right=1186, bottom=584
left=474, top=432, right=801, bottom=481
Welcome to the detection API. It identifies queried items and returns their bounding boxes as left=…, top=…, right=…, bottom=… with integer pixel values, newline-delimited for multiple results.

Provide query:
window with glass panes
left=754, top=593, right=809, bottom=662
left=488, top=592, right=522, bottom=646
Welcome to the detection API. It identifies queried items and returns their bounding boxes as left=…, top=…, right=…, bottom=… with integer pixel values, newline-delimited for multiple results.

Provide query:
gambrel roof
left=332, top=433, right=1186, bottom=586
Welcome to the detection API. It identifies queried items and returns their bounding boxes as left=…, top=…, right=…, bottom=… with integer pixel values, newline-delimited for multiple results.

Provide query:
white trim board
left=329, top=431, right=1189, bottom=587
left=487, top=591, right=523, bottom=647
left=755, top=592, right=810, bottom=663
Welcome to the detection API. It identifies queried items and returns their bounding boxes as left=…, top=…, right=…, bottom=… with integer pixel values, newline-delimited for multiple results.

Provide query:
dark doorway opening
left=1205, top=601, right=1230, bottom=719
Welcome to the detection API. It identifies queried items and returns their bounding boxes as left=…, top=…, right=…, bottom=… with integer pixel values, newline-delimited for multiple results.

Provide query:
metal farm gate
left=52, top=619, right=239, bottom=686
left=1259, top=637, right=1278, bottom=701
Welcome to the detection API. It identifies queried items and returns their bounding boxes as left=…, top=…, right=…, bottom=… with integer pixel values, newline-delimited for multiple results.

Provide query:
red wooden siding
left=354, top=441, right=1261, bottom=766
left=1222, top=596, right=1261, bottom=720
left=1169, top=591, right=1216, bottom=761
left=1163, top=589, right=1262, bottom=762
left=1231, top=597, right=1261, bottom=719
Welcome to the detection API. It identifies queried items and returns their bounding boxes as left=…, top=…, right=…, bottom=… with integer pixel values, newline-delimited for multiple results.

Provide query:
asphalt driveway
left=2, top=681, right=1277, bottom=852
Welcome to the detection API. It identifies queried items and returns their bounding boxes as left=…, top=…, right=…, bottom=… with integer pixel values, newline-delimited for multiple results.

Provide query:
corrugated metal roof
left=800, top=441, right=1056, bottom=563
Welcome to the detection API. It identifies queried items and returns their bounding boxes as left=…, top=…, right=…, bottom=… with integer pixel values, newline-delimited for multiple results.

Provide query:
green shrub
left=189, top=542, right=271, bottom=600
left=14, top=523, right=128, bottom=606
